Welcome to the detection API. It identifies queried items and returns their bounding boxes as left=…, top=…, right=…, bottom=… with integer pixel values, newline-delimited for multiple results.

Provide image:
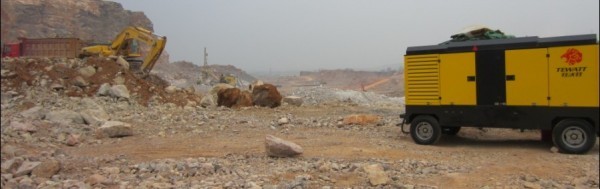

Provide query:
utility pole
left=203, top=47, right=208, bottom=66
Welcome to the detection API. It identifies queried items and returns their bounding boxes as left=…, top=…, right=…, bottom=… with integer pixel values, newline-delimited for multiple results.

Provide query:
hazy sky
left=111, top=0, right=599, bottom=73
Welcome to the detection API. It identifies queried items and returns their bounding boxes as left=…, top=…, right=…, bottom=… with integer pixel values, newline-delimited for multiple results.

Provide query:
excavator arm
left=80, top=26, right=167, bottom=73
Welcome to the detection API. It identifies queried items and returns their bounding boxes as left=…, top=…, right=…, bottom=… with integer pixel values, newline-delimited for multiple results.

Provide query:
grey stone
left=80, top=108, right=110, bottom=126
left=72, top=76, right=89, bottom=87
left=265, top=135, right=303, bottom=157
left=50, top=82, right=64, bottom=90
left=13, top=161, right=41, bottom=177
left=278, top=117, right=290, bottom=125
left=283, top=96, right=303, bottom=106
left=45, top=110, right=85, bottom=124
left=1, top=158, right=23, bottom=173
left=165, top=86, right=178, bottom=94
left=96, top=83, right=111, bottom=96
left=9, top=121, right=37, bottom=132
left=200, top=95, right=216, bottom=108
left=20, top=106, right=45, bottom=120
left=96, top=121, right=133, bottom=138
left=109, top=85, right=130, bottom=99
left=78, top=66, right=96, bottom=78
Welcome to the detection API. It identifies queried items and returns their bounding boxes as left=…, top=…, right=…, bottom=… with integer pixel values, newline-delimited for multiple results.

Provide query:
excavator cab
left=80, top=26, right=166, bottom=74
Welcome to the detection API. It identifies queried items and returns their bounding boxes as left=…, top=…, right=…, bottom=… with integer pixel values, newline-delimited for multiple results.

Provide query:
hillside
left=1, top=0, right=152, bottom=43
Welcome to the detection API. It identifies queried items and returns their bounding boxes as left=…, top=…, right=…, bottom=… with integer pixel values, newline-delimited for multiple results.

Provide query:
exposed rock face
left=252, top=84, right=282, bottom=108
left=1, top=0, right=153, bottom=43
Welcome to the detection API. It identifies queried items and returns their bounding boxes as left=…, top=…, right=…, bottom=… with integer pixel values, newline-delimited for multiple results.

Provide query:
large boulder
left=234, top=90, right=253, bottom=108
left=95, top=121, right=133, bottom=138
left=265, top=135, right=303, bottom=157
left=217, top=88, right=241, bottom=108
left=217, top=88, right=254, bottom=109
left=252, top=84, right=282, bottom=108
left=249, top=80, right=264, bottom=91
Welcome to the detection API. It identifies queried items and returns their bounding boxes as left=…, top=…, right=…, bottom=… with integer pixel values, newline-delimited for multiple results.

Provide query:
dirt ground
left=64, top=105, right=600, bottom=188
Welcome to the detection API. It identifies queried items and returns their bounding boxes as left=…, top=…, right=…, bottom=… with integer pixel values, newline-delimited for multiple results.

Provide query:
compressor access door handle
left=506, top=75, right=515, bottom=81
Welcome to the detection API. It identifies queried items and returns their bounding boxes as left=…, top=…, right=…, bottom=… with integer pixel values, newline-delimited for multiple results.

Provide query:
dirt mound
left=1, top=57, right=201, bottom=106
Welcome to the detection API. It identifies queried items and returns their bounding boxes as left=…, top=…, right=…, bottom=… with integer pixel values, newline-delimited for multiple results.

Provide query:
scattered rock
left=71, top=76, right=89, bottom=87
left=363, top=164, right=389, bottom=186
left=9, top=121, right=37, bottom=132
left=109, top=85, right=130, bottom=99
left=342, top=114, right=380, bottom=125
left=165, top=85, right=178, bottom=94
left=50, top=82, right=65, bottom=90
left=96, top=121, right=133, bottom=138
left=283, top=96, right=303, bottom=107
left=85, top=174, right=107, bottom=186
left=13, top=161, right=41, bottom=177
left=80, top=108, right=110, bottom=126
left=550, top=146, right=559, bottom=153
left=20, top=106, right=45, bottom=120
left=78, top=66, right=96, bottom=78
left=265, top=135, right=303, bottom=157
left=65, top=134, right=80, bottom=146
left=31, top=160, right=61, bottom=179
left=278, top=117, right=290, bottom=125
left=96, top=83, right=112, bottom=96
left=44, top=110, right=85, bottom=124
left=200, top=95, right=216, bottom=108
left=1, top=158, right=23, bottom=173
left=523, top=181, right=542, bottom=189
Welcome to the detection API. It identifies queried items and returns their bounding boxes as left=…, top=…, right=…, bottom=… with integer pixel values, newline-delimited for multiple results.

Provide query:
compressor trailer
left=401, top=34, right=599, bottom=154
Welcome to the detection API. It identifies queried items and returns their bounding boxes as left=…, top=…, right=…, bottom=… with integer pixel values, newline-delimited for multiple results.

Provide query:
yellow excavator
left=80, top=26, right=167, bottom=73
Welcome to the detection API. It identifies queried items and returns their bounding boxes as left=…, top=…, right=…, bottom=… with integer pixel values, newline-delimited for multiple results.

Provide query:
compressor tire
left=410, top=115, right=442, bottom=145
left=552, top=119, right=596, bottom=154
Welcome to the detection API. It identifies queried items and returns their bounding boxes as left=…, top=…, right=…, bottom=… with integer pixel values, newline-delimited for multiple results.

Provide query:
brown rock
left=217, top=88, right=241, bottom=108
left=85, top=174, right=107, bottom=186
left=65, top=134, right=80, bottom=146
left=233, top=90, right=253, bottom=108
left=32, top=160, right=61, bottom=179
left=252, top=84, right=282, bottom=108
left=342, top=114, right=380, bottom=125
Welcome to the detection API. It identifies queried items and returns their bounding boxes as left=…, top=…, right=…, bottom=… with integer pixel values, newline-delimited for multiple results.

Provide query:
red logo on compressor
left=561, top=48, right=583, bottom=65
